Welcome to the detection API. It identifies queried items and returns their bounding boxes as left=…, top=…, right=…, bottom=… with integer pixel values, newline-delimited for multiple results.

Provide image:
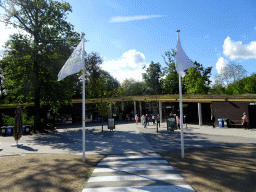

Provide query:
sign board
left=167, top=117, right=177, bottom=131
left=166, top=106, right=171, bottom=108
left=108, top=118, right=115, bottom=129
left=250, top=103, right=256, bottom=105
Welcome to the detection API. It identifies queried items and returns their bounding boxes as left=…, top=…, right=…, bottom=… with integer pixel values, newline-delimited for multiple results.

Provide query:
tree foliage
left=183, top=61, right=212, bottom=94
left=225, top=74, right=256, bottom=95
left=215, top=61, right=247, bottom=86
left=0, top=0, right=81, bottom=130
left=118, top=78, right=144, bottom=96
left=161, top=50, right=179, bottom=94
left=86, top=70, right=119, bottom=99
left=142, top=61, right=164, bottom=95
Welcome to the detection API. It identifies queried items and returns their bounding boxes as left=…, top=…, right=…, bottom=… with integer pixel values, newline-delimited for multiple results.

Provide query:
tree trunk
left=34, top=60, right=42, bottom=132
left=33, top=7, right=42, bottom=132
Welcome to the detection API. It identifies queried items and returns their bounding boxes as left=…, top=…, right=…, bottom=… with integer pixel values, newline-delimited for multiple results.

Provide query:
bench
left=229, top=120, right=243, bottom=128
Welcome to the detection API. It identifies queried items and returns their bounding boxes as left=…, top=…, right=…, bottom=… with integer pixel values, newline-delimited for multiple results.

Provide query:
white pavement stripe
left=93, top=165, right=174, bottom=173
left=83, top=185, right=195, bottom=192
left=102, top=155, right=162, bottom=161
left=98, top=159, right=168, bottom=166
left=87, top=174, right=183, bottom=182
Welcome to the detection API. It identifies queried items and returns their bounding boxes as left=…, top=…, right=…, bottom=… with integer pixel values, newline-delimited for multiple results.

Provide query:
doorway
left=248, top=105, right=256, bottom=128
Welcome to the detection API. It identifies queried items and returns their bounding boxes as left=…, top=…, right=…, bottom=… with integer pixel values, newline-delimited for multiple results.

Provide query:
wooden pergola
left=71, top=94, right=256, bottom=104
left=1, top=94, right=256, bottom=108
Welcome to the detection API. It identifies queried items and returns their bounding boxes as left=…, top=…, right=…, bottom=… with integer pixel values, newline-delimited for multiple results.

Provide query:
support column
left=198, top=103, right=202, bottom=126
left=134, top=101, right=136, bottom=118
left=122, top=101, right=124, bottom=111
left=159, top=101, right=163, bottom=123
left=110, top=102, right=112, bottom=118
left=117, top=102, right=120, bottom=120
left=139, top=101, right=142, bottom=120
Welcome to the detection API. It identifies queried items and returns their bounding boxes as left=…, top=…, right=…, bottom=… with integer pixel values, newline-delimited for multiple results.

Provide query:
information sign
left=108, top=118, right=115, bottom=129
left=167, top=117, right=177, bottom=131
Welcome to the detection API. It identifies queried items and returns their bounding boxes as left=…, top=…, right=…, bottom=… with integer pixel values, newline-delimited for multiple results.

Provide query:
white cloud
left=109, top=15, right=164, bottom=23
left=0, top=23, right=17, bottom=49
left=0, top=22, right=29, bottom=51
left=216, top=57, right=229, bottom=74
left=101, top=49, right=147, bottom=83
left=223, top=36, right=256, bottom=60
left=254, top=27, right=256, bottom=30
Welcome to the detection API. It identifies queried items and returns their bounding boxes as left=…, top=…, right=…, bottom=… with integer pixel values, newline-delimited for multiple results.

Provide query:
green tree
left=72, top=52, right=103, bottom=99
left=86, top=70, right=119, bottom=99
left=216, top=61, right=247, bottom=85
left=161, top=50, right=179, bottom=94
left=209, top=83, right=226, bottom=95
left=119, top=78, right=144, bottom=96
left=183, top=61, right=212, bottom=94
left=0, top=0, right=81, bottom=131
left=85, top=69, right=119, bottom=127
left=142, top=61, right=164, bottom=95
left=225, top=74, right=256, bottom=95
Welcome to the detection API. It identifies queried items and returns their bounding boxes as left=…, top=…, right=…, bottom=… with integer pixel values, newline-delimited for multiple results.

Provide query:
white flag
left=175, top=35, right=194, bottom=77
left=58, top=39, right=84, bottom=81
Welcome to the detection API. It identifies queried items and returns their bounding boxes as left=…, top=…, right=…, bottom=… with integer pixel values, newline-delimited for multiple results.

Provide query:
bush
left=1, top=109, right=34, bottom=127
left=1, top=113, right=15, bottom=126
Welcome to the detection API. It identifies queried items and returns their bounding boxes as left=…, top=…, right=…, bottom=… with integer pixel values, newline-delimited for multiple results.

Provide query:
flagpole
left=81, top=32, right=86, bottom=162
left=177, top=30, right=184, bottom=159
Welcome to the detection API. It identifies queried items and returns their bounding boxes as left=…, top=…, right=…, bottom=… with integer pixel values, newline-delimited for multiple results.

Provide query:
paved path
left=1, top=122, right=255, bottom=191
left=83, top=154, right=195, bottom=192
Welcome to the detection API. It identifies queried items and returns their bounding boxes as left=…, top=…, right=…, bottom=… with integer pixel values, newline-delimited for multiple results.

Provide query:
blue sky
left=1, top=0, right=256, bottom=83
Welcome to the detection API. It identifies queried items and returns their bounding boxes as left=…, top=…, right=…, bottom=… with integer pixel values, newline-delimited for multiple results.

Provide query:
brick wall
left=212, top=101, right=249, bottom=123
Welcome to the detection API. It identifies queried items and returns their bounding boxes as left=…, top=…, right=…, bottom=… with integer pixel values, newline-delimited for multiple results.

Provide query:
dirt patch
left=161, top=144, right=256, bottom=192
left=0, top=154, right=104, bottom=192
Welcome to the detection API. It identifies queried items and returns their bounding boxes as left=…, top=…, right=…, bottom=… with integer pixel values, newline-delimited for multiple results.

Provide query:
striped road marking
left=93, top=165, right=174, bottom=173
left=102, top=155, right=162, bottom=161
left=83, top=185, right=195, bottom=192
left=83, top=154, right=195, bottom=192
left=98, top=159, right=168, bottom=166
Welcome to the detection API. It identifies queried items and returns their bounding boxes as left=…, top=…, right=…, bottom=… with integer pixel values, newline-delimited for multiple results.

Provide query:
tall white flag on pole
left=57, top=39, right=84, bottom=81
left=175, top=32, right=194, bottom=77
left=57, top=35, right=86, bottom=162
left=174, top=30, right=194, bottom=158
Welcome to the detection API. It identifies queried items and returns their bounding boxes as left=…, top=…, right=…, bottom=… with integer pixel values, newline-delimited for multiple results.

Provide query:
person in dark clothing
left=144, top=115, right=147, bottom=128
left=157, top=114, right=160, bottom=127
left=211, top=114, right=215, bottom=128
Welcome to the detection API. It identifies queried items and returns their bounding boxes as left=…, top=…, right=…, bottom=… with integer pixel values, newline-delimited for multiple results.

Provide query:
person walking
left=141, top=115, right=145, bottom=125
left=177, top=115, right=180, bottom=129
left=144, top=115, right=147, bottom=128
left=242, top=112, right=249, bottom=130
left=211, top=114, right=215, bottom=128
left=157, top=114, right=160, bottom=127
left=184, top=115, right=188, bottom=128
left=147, top=114, right=150, bottom=126
left=152, top=114, right=156, bottom=125
left=135, top=114, right=139, bottom=124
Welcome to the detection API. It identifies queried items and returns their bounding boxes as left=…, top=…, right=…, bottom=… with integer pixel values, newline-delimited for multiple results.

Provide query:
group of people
left=135, top=114, right=160, bottom=128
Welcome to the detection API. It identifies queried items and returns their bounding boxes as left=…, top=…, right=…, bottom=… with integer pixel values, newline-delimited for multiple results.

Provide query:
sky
left=1, top=0, right=256, bottom=84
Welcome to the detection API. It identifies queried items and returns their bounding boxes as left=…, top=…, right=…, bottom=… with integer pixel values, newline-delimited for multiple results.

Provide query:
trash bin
left=22, top=125, right=26, bottom=134
left=24, top=125, right=31, bottom=134
left=218, top=118, right=224, bottom=128
left=223, top=118, right=229, bottom=128
left=1, top=126, right=7, bottom=136
left=6, top=126, right=13, bottom=136
left=108, top=118, right=115, bottom=131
